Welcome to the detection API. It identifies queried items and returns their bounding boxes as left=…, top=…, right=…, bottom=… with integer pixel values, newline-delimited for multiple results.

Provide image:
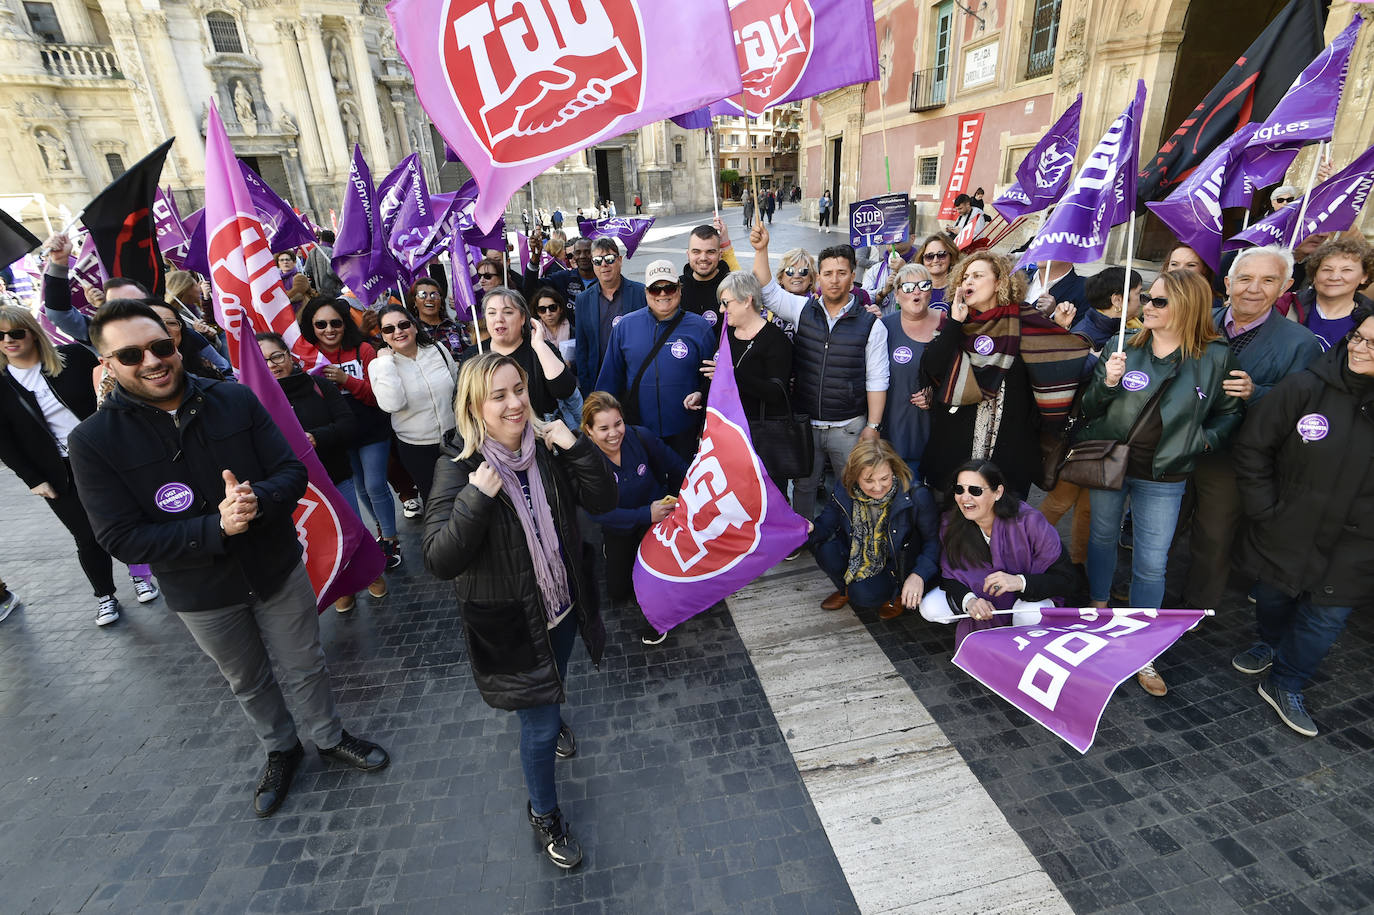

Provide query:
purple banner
left=1018, top=81, right=1146, bottom=269
left=671, top=107, right=712, bottom=130
left=848, top=192, right=910, bottom=247
left=1145, top=126, right=1256, bottom=270
left=376, top=153, right=436, bottom=280
left=153, top=187, right=191, bottom=269
left=432, top=180, right=507, bottom=251
left=332, top=145, right=403, bottom=306
left=953, top=607, right=1208, bottom=753
left=994, top=94, right=1082, bottom=222
left=576, top=215, right=655, bottom=258
left=238, top=164, right=317, bottom=252
left=633, top=321, right=807, bottom=634
left=1225, top=143, right=1374, bottom=251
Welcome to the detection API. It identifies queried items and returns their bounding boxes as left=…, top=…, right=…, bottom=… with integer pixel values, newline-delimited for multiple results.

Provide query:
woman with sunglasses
left=298, top=297, right=402, bottom=576
left=532, top=286, right=575, bottom=364
left=917, top=234, right=961, bottom=308
left=423, top=352, right=615, bottom=869
left=1080, top=270, right=1243, bottom=696
left=410, top=277, right=467, bottom=360
left=918, top=460, right=1076, bottom=646
left=881, top=262, right=944, bottom=477
left=0, top=304, right=157, bottom=625
left=368, top=304, right=459, bottom=502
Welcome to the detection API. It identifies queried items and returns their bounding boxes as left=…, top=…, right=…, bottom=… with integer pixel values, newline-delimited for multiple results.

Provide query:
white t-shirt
left=10, top=363, right=81, bottom=456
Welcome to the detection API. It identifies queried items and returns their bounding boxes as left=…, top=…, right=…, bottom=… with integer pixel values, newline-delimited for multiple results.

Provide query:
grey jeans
left=793, top=415, right=866, bottom=523
left=176, top=564, right=342, bottom=754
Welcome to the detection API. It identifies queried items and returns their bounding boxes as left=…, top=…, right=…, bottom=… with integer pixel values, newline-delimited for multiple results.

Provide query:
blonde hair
left=453, top=351, right=544, bottom=459
left=948, top=252, right=1014, bottom=310
left=164, top=270, right=199, bottom=307
left=1130, top=269, right=1220, bottom=360
left=841, top=439, right=912, bottom=494
left=545, top=233, right=567, bottom=260
left=580, top=390, right=624, bottom=431
left=0, top=305, right=64, bottom=376
left=775, top=248, right=816, bottom=289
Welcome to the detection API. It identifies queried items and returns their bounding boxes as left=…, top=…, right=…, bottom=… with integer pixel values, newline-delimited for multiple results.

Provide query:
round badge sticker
left=892, top=345, right=913, bottom=365
left=669, top=340, right=689, bottom=359
left=637, top=463, right=647, bottom=476
left=155, top=482, right=194, bottom=513
left=1296, top=413, right=1329, bottom=442
left=704, top=310, right=719, bottom=326
left=1121, top=371, right=1150, bottom=392
left=973, top=335, right=995, bottom=355
left=611, top=314, right=623, bottom=328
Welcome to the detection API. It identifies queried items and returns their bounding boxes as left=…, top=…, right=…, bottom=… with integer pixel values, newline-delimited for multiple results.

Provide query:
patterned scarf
left=845, top=482, right=896, bottom=585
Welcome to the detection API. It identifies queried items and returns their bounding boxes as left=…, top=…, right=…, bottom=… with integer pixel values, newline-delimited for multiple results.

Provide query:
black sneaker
left=253, top=741, right=304, bottom=818
left=318, top=730, right=390, bottom=771
left=526, top=802, right=583, bottom=869
left=378, top=537, right=402, bottom=571
left=640, top=626, right=667, bottom=646
left=555, top=723, right=576, bottom=759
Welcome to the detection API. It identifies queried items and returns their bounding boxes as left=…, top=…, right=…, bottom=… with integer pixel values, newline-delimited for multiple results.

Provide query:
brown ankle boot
left=821, top=590, right=848, bottom=611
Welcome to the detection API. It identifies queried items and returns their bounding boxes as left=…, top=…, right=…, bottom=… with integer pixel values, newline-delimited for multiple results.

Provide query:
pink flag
left=953, top=607, right=1208, bottom=753
left=202, top=100, right=384, bottom=611
left=387, top=0, right=743, bottom=231
left=633, top=322, right=808, bottom=634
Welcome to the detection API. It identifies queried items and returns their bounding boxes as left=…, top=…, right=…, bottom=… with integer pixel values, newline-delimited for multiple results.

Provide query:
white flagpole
left=707, top=126, right=720, bottom=218
left=945, top=607, right=1216, bottom=620
left=1117, top=214, right=1136, bottom=352
left=1289, top=141, right=1326, bottom=248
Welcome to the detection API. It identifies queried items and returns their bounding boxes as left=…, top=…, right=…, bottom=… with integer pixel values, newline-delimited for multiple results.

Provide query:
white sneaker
left=96, top=595, right=120, bottom=627
left=402, top=498, right=423, bottom=519
left=131, top=576, right=160, bottom=603
left=0, top=590, right=19, bottom=623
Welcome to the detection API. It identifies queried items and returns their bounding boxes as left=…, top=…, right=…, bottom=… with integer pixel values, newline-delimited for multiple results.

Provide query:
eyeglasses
left=415, top=290, right=442, bottom=300
left=104, top=337, right=177, bottom=366
left=1272, top=195, right=1296, bottom=205
left=0, top=328, right=29, bottom=341
left=380, top=319, right=413, bottom=335
left=783, top=267, right=811, bottom=277
left=1144, top=296, right=1169, bottom=308
left=952, top=484, right=986, bottom=496
left=1346, top=329, right=1374, bottom=350
left=923, top=251, right=950, bottom=261
left=313, top=318, right=344, bottom=330
left=648, top=283, right=679, bottom=296
left=536, top=303, right=560, bottom=314
left=591, top=255, right=618, bottom=266
left=264, top=350, right=291, bottom=365
left=898, top=280, right=933, bottom=293
left=477, top=272, right=500, bottom=280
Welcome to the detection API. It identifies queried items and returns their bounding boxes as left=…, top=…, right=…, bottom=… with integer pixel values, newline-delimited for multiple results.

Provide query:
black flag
left=81, top=138, right=174, bottom=296
left=1137, top=0, right=1324, bottom=205
left=0, top=209, right=41, bottom=269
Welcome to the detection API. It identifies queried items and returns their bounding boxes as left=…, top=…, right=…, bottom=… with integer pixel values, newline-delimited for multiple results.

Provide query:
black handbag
left=1057, top=370, right=1176, bottom=491
left=750, top=377, right=814, bottom=480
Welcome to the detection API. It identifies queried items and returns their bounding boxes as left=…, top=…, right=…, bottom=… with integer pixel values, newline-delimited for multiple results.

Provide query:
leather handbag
left=750, top=378, right=814, bottom=480
left=1056, top=371, right=1176, bottom=492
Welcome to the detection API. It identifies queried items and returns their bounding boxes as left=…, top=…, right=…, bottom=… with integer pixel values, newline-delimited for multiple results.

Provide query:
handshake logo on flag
left=1034, top=142, right=1075, bottom=190
left=441, top=0, right=644, bottom=164
left=731, top=0, right=814, bottom=109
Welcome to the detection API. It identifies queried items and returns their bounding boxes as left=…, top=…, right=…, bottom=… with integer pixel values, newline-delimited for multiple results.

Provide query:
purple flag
left=1237, top=16, right=1363, bottom=201
left=332, top=145, right=403, bottom=306
left=238, top=164, right=317, bottom=252
left=388, top=0, right=743, bottom=231
left=202, top=101, right=384, bottom=611
left=448, top=222, right=477, bottom=322
left=433, top=181, right=507, bottom=251
left=153, top=187, right=192, bottom=269
left=671, top=107, right=712, bottom=130
left=515, top=232, right=531, bottom=278
left=576, top=215, right=655, bottom=258
left=1225, top=143, right=1374, bottom=251
left=708, top=0, right=879, bottom=117
left=1018, top=81, right=1146, bottom=269
left=1145, top=126, right=1257, bottom=270
left=633, top=322, right=808, bottom=634
left=994, top=94, right=1082, bottom=222
left=376, top=153, right=437, bottom=280
left=953, top=607, right=1208, bottom=753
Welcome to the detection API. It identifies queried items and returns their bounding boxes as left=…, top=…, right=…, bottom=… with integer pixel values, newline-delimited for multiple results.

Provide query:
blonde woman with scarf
left=422, top=352, right=615, bottom=871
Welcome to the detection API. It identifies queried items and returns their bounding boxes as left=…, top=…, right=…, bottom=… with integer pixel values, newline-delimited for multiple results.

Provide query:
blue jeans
left=1253, top=581, right=1353, bottom=692
left=516, top=612, right=577, bottom=816
left=346, top=440, right=396, bottom=539
left=814, top=535, right=897, bottom=608
left=1087, top=477, right=1186, bottom=607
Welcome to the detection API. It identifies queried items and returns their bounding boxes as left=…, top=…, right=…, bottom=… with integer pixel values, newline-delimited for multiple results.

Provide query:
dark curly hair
left=297, top=296, right=366, bottom=350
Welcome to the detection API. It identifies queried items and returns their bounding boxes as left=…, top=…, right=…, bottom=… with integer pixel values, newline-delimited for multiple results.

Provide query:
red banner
left=938, top=113, right=985, bottom=220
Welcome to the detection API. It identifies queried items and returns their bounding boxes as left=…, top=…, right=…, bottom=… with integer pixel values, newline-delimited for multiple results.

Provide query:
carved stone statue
left=35, top=129, right=70, bottom=171
left=233, top=80, right=257, bottom=135
left=277, top=109, right=298, bottom=136
left=328, top=37, right=350, bottom=89
left=341, top=103, right=361, bottom=149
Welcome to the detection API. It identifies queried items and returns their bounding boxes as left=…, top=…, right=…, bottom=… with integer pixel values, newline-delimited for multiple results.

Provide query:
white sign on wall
left=963, top=41, right=999, bottom=88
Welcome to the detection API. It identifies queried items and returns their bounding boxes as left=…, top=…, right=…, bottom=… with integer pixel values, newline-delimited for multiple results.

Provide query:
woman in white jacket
left=368, top=304, right=458, bottom=502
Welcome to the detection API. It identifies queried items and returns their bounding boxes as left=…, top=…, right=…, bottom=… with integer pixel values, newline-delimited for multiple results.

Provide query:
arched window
left=206, top=11, right=243, bottom=54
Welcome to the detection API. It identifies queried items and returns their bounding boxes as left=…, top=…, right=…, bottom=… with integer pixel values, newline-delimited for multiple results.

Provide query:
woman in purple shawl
left=919, top=460, right=1080, bottom=647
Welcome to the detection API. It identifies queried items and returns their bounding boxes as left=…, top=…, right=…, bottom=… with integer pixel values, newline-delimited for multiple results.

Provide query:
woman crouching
left=422, top=352, right=616, bottom=869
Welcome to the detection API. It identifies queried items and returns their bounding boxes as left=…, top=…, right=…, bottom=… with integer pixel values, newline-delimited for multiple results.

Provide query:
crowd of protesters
left=1, top=188, right=1371, bottom=871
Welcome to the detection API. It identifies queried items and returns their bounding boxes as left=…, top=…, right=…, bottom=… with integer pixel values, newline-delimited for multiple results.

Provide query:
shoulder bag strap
left=1122, top=363, right=1180, bottom=447
left=626, top=309, right=686, bottom=408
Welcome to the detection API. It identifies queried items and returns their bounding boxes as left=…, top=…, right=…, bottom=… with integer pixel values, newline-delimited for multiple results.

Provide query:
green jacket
left=1079, top=334, right=1244, bottom=479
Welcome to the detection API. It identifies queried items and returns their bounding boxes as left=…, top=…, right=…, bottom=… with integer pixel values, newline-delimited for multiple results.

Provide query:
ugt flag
left=153, top=188, right=192, bottom=270
left=377, top=152, right=438, bottom=281
left=39, top=230, right=110, bottom=346
left=1018, top=81, right=1146, bottom=269
left=388, top=0, right=743, bottom=231
left=994, top=94, right=1082, bottom=222
left=576, top=215, right=655, bottom=259
left=1225, top=143, right=1374, bottom=251
left=81, top=137, right=174, bottom=297
left=180, top=163, right=319, bottom=277
left=332, top=145, right=403, bottom=306
left=953, top=607, right=1209, bottom=753
left=708, top=0, right=879, bottom=117
left=202, top=101, right=385, bottom=611
left=633, top=322, right=808, bottom=635
left=1145, top=126, right=1257, bottom=271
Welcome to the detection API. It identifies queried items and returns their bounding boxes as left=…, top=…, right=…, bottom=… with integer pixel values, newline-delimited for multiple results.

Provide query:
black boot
left=253, top=742, right=304, bottom=818
left=527, top=802, right=583, bottom=869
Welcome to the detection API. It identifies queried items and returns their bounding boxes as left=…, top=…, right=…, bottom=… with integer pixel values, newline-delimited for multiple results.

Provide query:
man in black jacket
left=68, top=300, right=390, bottom=818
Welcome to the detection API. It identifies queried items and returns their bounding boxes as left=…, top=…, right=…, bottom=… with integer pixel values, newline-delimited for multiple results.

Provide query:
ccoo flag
left=633, top=322, right=808, bottom=635
left=994, top=94, right=1082, bottom=222
left=576, top=215, right=655, bottom=259
left=202, top=101, right=385, bottom=611
left=1225, top=143, right=1374, bottom=251
left=954, top=607, right=1209, bottom=753
left=1018, top=81, right=1146, bottom=269
left=388, top=0, right=743, bottom=232
left=332, top=145, right=403, bottom=306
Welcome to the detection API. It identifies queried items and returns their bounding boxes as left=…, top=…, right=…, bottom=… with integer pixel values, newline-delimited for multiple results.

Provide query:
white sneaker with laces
left=131, top=577, right=160, bottom=603
left=402, top=498, right=423, bottom=519
left=96, top=595, right=120, bottom=627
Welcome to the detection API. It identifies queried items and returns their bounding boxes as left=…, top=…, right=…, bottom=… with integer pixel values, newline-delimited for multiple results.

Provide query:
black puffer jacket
left=277, top=369, right=356, bottom=484
left=422, top=430, right=617, bottom=710
left=1233, top=343, right=1374, bottom=606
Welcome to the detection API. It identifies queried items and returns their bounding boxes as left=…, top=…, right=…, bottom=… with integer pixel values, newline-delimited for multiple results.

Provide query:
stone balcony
left=39, top=43, right=122, bottom=79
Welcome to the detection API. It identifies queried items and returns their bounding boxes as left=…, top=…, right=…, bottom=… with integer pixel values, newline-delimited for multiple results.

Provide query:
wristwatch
left=866, top=422, right=881, bottom=430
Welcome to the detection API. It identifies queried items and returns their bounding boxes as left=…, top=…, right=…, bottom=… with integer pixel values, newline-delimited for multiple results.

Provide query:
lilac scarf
left=479, top=422, right=571, bottom=622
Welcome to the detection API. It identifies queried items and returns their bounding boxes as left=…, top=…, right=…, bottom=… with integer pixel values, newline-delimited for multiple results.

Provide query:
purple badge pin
left=154, top=482, right=194, bottom=513
left=892, top=345, right=913, bottom=364
left=669, top=340, right=689, bottom=360
left=1121, top=371, right=1150, bottom=392
left=637, top=463, right=647, bottom=476
left=704, top=310, right=719, bottom=325
left=1296, top=413, right=1329, bottom=443
left=973, top=335, right=995, bottom=356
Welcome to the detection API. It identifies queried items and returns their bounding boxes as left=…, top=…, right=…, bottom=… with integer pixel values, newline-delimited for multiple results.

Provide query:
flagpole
left=1289, top=141, right=1326, bottom=248
left=707, top=125, right=720, bottom=218
left=945, top=607, right=1216, bottom=620
left=1117, top=214, right=1136, bottom=352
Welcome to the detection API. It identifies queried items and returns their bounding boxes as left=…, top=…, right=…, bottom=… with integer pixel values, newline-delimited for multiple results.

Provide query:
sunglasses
left=477, top=272, right=500, bottom=280
left=264, top=350, right=291, bottom=365
left=1145, top=296, right=1169, bottom=308
left=1138, top=292, right=1151, bottom=305
left=105, top=337, right=177, bottom=366
left=952, top=484, right=987, bottom=496
left=313, top=318, right=345, bottom=330
left=898, top=280, right=933, bottom=293
left=380, top=319, right=413, bottom=335
left=648, top=283, right=679, bottom=296
left=923, top=251, right=950, bottom=261
left=536, top=303, right=561, bottom=314
left=1272, top=196, right=1296, bottom=205
left=0, top=328, right=29, bottom=341
left=783, top=267, right=811, bottom=277
left=591, top=255, right=618, bottom=266
left=415, top=290, right=442, bottom=299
